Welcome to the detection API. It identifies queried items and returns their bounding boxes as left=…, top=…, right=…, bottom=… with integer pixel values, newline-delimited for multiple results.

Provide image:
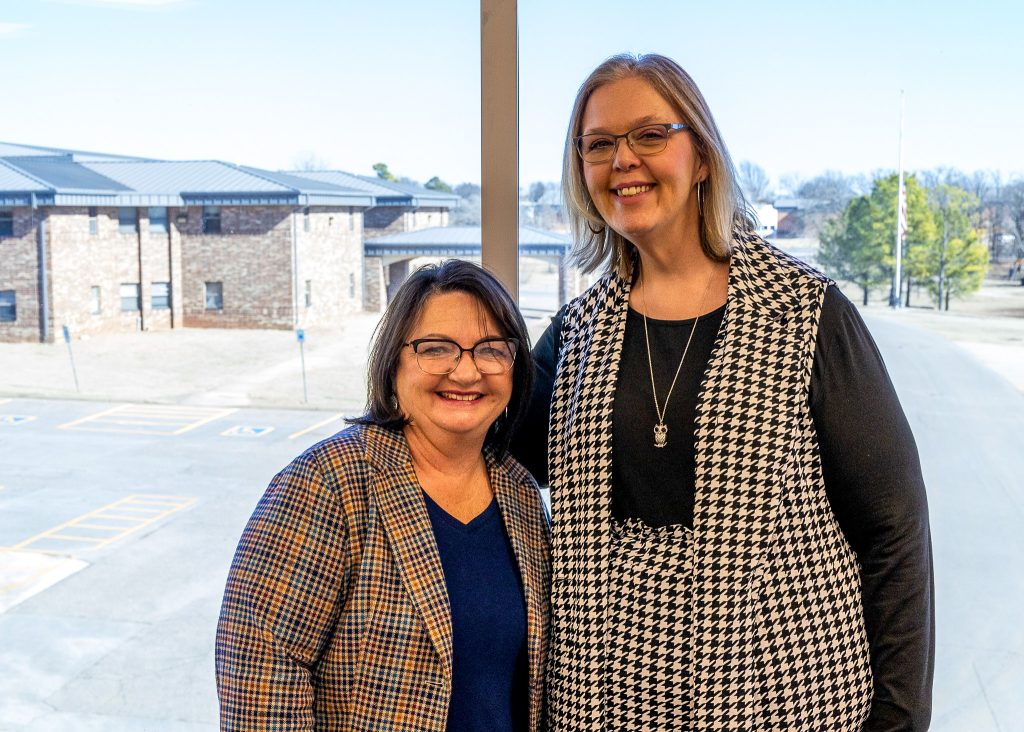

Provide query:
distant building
left=362, top=225, right=577, bottom=310
left=0, top=142, right=457, bottom=343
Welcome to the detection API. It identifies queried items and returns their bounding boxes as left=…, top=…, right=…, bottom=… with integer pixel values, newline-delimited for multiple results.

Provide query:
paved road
left=863, top=314, right=1024, bottom=730
left=1, top=315, right=1022, bottom=730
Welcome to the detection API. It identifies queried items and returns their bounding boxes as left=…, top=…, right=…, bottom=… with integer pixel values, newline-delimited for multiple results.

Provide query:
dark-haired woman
left=512, top=53, right=933, bottom=730
left=217, top=260, right=549, bottom=732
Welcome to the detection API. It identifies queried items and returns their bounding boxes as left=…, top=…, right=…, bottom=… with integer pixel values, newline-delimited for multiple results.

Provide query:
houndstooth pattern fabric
left=546, top=231, right=872, bottom=731
left=604, top=520, right=694, bottom=731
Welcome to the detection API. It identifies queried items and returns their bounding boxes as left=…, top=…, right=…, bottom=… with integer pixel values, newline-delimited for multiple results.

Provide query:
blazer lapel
left=364, top=426, right=453, bottom=680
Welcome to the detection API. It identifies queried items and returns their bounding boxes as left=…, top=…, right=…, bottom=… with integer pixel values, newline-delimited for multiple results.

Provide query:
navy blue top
left=422, top=490, right=529, bottom=732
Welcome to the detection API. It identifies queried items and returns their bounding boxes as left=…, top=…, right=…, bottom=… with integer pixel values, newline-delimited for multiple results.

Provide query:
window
left=0, top=209, right=12, bottom=237
left=90, top=286, right=101, bottom=315
left=304, top=279, right=312, bottom=308
left=203, top=206, right=221, bottom=234
left=0, top=290, right=15, bottom=322
left=303, top=207, right=310, bottom=232
left=349, top=272, right=356, bottom=299
left=149, top=207, right=168, bottom=233
left=119, top=283, right=140, bottom=312
left=151, top=281, right=171, bottom=309
left=88, top=207, right=98, bottom=235
left=349, top=207, right=355, bottom=231
left=118, top=207, right=137, bottom=234
left=205, top=281, right=223, bottom=310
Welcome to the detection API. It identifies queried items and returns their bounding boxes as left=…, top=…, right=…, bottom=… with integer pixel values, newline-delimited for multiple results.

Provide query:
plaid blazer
left=216, top=424, right=551, bottom=731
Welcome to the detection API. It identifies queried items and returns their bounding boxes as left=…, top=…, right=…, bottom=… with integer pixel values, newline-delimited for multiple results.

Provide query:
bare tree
left=738, top=161, right=772, bottom=203
left=291, top=152, right=332, bottom=171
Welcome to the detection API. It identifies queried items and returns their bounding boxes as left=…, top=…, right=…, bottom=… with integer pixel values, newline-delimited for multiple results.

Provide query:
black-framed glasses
left=573, top=123, right=689, bottom=164
left=404, top=337, right=519, bottom=375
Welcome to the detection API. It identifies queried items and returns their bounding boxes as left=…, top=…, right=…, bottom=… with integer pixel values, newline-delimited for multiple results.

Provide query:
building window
left=349, top=272, right=356, bottom=299
left=119, top=283, right=140, bottom=312
left=88, top=207, right=98, bottom=235
left=90, top=286, right=101, bottom=315
left=202, top=206, right=221, bottom=234
left=303, top=207, right=310, bottom=232
left=205, top=281, right=223, bottom=310
left=118, top=207, right=137, bottom=234
left=149, top=207, right=168, bottom=233
left=0, top=290, right=15, bottom=322
left=151, top=281, right=171, bottom=309
left=304, top=279, right=312, bottom=308
left=348, top=207, right=355, bottom=231
left=0, top=209, right=13, bottom=237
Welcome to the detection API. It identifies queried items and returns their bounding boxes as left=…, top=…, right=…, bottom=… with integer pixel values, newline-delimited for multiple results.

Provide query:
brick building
left=0, top=143, right=457, bottom=343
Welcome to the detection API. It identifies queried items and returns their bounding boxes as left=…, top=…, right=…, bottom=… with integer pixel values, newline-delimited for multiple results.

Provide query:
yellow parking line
left=57, top=404, right=130, bottom=430
left=172, top=408, right=238, bottom=435
left=289, top=413, right=344, bottom=440
left=74, top=523, right=131, bottom=531
left=2, top=494, right=197, bottom=555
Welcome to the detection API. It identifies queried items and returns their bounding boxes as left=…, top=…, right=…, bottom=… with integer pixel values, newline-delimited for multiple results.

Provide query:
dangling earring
left=390, top=394, right=399, bottom=412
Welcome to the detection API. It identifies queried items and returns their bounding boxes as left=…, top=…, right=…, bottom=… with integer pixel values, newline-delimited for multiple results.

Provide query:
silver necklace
left=639, top=268, right=715, bottom=449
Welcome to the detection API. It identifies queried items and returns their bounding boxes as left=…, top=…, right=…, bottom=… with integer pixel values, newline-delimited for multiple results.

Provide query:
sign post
left=62, top=325, right=80, bottom=393
left=296, top=329, right=308, bottom=404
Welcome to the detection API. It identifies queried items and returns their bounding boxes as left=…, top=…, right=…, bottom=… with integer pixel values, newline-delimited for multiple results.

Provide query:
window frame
left=119, top=282, right=141, bottom=312
left=202, top=206, right=221, bottom=234
left=90, top=285, right=102, bottom=315
left=204, top=281, right=224, bottom=311
left=118, top=207, right=137, bottom=234
left=0, top=290, right=16, bottom=322
left=149, top=207, right=168, bottom=234
left=0, top=209, right=14, bottom=238
left=151, top=281, right=171, bottom=310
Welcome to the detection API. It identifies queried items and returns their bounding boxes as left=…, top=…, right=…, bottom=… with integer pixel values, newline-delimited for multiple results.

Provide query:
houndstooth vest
left=546, top=231, right=872, bottom=731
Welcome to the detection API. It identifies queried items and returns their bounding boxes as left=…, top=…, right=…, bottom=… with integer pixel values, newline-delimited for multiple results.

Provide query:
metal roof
left=365, top=226, right=569, bottom=257
left=0, top=159, right=50, bottom=192
left=0, top=141, right=149, bottom=162
left=8, top=156, right=129, bottom=192
left=0, top=144, right=439, bottom=209
left=289, top=171, right=460, bottom=208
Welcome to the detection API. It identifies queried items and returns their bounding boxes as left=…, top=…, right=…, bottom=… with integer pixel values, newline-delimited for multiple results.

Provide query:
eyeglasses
left=573, top=123, right=689, bottom=164
left=404, top=337, right=519, bottom=375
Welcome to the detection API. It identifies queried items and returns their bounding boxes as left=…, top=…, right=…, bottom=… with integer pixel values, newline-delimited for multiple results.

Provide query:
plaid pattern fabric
left=216, top=424, right=550, bottom=731
left=546, top=232, right=872, bottom=731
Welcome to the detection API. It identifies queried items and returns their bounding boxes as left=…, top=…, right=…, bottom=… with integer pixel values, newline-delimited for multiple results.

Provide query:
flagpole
left=891, top=91, right=906, bottom=309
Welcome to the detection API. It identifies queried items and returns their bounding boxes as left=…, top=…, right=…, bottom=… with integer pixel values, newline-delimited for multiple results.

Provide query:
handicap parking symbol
left=221, top=425, right=274, bottom=437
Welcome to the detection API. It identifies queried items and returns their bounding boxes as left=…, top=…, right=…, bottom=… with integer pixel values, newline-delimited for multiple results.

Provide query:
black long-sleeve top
left=510, top=285, right=934, bottom=731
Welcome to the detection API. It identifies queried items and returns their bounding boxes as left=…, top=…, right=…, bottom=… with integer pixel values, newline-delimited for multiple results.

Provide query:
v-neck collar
left=421, top=488, right=499, bottom=533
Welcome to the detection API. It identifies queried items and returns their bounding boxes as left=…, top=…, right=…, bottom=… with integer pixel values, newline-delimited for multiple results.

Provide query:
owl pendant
left=654, top=422, right=668, bottom=448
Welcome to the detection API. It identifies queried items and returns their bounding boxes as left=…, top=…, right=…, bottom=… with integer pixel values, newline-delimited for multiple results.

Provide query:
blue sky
left=2, top=0, right=1022, bottom=188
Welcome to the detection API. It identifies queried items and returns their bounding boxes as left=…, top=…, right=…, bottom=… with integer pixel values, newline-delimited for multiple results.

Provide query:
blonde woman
left=513, top=53, right=933, bottom=730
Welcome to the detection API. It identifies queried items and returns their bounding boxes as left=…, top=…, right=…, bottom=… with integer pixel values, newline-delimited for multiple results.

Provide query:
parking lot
left=0, top=397, right=352, bottom=730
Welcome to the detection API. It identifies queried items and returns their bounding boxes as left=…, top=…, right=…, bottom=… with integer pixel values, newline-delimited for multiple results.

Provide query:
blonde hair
left=562, top=53, right=754, bottom=277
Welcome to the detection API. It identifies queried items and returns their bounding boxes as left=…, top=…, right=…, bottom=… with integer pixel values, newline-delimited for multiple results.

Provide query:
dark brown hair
left=349, top=259, right=534, bottom=455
